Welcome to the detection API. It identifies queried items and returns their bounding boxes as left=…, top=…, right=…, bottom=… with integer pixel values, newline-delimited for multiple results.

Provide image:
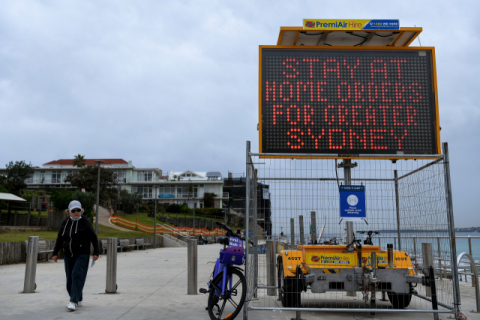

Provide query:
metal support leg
left=23, top=236, right=39, bottom=293
left=106, top=238, right=118, bottom=293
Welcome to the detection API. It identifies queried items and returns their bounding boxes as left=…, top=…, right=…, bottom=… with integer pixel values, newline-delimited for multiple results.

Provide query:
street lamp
left=94, top=160, right=104, bottom=235
left=154, top=185, right=158, bottom=249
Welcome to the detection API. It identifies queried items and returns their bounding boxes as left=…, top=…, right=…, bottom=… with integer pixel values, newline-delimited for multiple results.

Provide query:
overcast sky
left=0, top=1, right=478, bottom=227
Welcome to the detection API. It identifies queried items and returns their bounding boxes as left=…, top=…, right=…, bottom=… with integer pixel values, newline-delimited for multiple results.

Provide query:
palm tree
left=73, top=154, right=86, bottom=167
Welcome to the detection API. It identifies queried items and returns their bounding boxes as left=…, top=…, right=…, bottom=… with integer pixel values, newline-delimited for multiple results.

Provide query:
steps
left=160, top=234, right=187, bottom=247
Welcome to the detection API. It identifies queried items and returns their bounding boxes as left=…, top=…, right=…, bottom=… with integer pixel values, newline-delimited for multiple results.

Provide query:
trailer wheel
left=277, top=258, right=301, bottom=307
left=387, top=292, right=412, bottom=309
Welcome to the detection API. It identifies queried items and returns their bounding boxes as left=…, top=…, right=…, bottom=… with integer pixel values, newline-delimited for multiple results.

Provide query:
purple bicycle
left=199, top=222, right=253, bottom=320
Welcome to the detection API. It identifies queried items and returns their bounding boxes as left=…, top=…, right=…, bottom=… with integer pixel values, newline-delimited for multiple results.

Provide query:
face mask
left=70, top=216, right=82, bottom=221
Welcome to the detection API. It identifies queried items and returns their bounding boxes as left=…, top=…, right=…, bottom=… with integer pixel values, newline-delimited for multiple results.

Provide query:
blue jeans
left=64, top=254, right=89, bottom=304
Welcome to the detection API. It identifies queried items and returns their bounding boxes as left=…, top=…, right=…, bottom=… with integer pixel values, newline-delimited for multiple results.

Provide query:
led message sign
left=259, top=48, right=439, bottom=156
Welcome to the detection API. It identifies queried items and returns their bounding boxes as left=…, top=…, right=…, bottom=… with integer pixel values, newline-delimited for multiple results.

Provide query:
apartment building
left=0, top=159, right=226, bottom=208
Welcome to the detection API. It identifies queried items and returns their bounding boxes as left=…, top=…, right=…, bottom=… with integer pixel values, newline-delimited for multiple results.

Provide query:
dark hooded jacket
left=53, top=216, right=100, bottom=257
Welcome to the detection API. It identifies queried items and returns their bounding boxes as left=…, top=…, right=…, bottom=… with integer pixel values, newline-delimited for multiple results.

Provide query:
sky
left=0, top=1, right=479, bottom=227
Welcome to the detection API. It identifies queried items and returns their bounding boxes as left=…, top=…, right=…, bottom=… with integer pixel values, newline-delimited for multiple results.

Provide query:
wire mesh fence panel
left=244, top=150, right=458, bottom=318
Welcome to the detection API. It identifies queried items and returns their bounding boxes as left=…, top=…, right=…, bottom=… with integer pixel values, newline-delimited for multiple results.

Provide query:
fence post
left=26, top=208, right=31, bottom=227
left=394, top=170, right=402, bottom=251
left=290, top=218, right=295, bottom=249
left=36, top=211, right=41, bottom=226
left=443, top=142, right=461, bottom=319
left=23, top=236, right=39, bottom=293
left=437, top=237, right=443, bottom=280
left=187, top=239, right=198, bottom=295
left=266, top=240, right=277, bottom=296
left=13, top=209, right=18, bottom=226
left=243, top=141, right=251, bottom=320
left=299, top=215, right=304, bottom=245
left=310, top=211, right=316, bottom=243
left=413, top=236, right=417, bottom=262
left=0, top=209, right=2, bottom=225
left=105, top=238, right=117, bottom=293
left=468, top=237, right=475, bottom=286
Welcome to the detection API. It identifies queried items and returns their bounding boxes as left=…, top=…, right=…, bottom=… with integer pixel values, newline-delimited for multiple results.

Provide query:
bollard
left=299, top=215, right=304, bottom=245
left=371, top=251, right=377, bottom=314
left=413, top=237, right=417, bottom=262
left=468, top=237, right=475, bottom=286
left=387, top=244, right=394, bottom=267
left=310, top=211, right=316, bottom=243
left=290, top=218, right=295, bottom=249
left=266, top=240, right=277, bottom=296
left=106, top=238, right=118, bottom=293
left=23, top=236, right=39, bottom=293
left=422, top=243, right=434, bottom=298
left=187, top=239, right=198, bottom=295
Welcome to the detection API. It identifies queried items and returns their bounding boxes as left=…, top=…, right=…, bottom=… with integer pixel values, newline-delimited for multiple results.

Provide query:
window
left=114, top=170, right=126, bottom=183
left=137, top=171, right=152, bottom=182
left=176, top=185, right=198, bottom=198
left=133, top=185, right=153, bottom=199
left=51, top=171, right=61, bottom=183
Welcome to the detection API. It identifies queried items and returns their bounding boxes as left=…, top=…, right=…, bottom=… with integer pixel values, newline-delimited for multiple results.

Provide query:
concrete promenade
left=0, top=244, right=479, bottom=319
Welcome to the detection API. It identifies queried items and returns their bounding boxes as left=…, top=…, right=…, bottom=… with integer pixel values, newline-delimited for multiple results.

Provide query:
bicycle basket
left=220, top=249, right=244, bottom=265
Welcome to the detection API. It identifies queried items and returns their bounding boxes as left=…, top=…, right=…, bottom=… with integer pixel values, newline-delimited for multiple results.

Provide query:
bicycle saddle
left=218, top=236, right=229, bottom=246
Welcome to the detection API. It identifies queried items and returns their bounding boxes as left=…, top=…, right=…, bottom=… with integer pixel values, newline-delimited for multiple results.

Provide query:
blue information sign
left=339, top=185, right=366, bottom=221
left=158, top=194, right=174, bottom=199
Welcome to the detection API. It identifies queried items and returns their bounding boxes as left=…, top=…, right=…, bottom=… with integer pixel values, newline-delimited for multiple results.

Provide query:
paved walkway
left=0, top=244, right=478, bottom=319
left=94, top=205, right=133, bottom=232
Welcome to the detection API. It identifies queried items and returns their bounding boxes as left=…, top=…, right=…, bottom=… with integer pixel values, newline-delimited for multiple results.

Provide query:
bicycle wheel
left=207, top=267, right=246, bottom=320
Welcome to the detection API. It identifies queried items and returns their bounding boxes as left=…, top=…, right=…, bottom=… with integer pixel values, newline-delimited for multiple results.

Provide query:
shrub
left=205, top=208, right=224, bottom=218
left=194, top=208, right=205, bottom=215
left=179, top=204, right=192, bottom=214
left=139, top=205, right=149, bottom=213
left=157, top=206, right=166, bottom=214
left=50, top=189, right=75, bottom=211
left=166, top=204, right=181, bottom=213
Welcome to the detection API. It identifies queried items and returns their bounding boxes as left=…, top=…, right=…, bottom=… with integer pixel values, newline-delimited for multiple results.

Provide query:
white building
left=0, top=159, right=227, bottom=208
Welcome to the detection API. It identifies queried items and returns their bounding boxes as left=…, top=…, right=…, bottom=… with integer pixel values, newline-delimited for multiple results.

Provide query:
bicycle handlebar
left=216, top=221, right=255, bottom=247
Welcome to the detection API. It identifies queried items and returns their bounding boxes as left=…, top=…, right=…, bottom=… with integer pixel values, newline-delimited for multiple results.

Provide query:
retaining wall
left=0, top=235, right=163, bottom=266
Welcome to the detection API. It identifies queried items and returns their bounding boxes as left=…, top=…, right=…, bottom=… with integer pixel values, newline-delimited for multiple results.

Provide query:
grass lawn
left=0, top=224, right=152, bottom=243
left=0, top=210, right=49, bottom=218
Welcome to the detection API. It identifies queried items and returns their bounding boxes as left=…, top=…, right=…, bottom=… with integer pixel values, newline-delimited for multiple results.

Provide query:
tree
left=72, top=190, right=96, bottom=221
left=50, top=189, right=75, bottom=211
left=64, top=165, right=118, bottom=202
left=119, top=190, right=142, bottom=214
left=1, top=161, right=34, bottom=196
left=73, top=154, right=86, bottom=168
left=203, top=192, right=217, bottom=208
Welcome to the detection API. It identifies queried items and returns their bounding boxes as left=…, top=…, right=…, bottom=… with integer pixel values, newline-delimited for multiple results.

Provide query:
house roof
left=44, top=159, right=128, bottom=166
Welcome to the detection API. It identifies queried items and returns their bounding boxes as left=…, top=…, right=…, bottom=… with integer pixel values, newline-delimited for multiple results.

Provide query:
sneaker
left=67, top=302, right=76, bottom=311
left=77, top=301, right=83, bottom=307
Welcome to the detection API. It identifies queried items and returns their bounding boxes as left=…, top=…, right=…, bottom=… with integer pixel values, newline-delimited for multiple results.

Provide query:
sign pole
left=339, top=159, right=357, bottom=297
